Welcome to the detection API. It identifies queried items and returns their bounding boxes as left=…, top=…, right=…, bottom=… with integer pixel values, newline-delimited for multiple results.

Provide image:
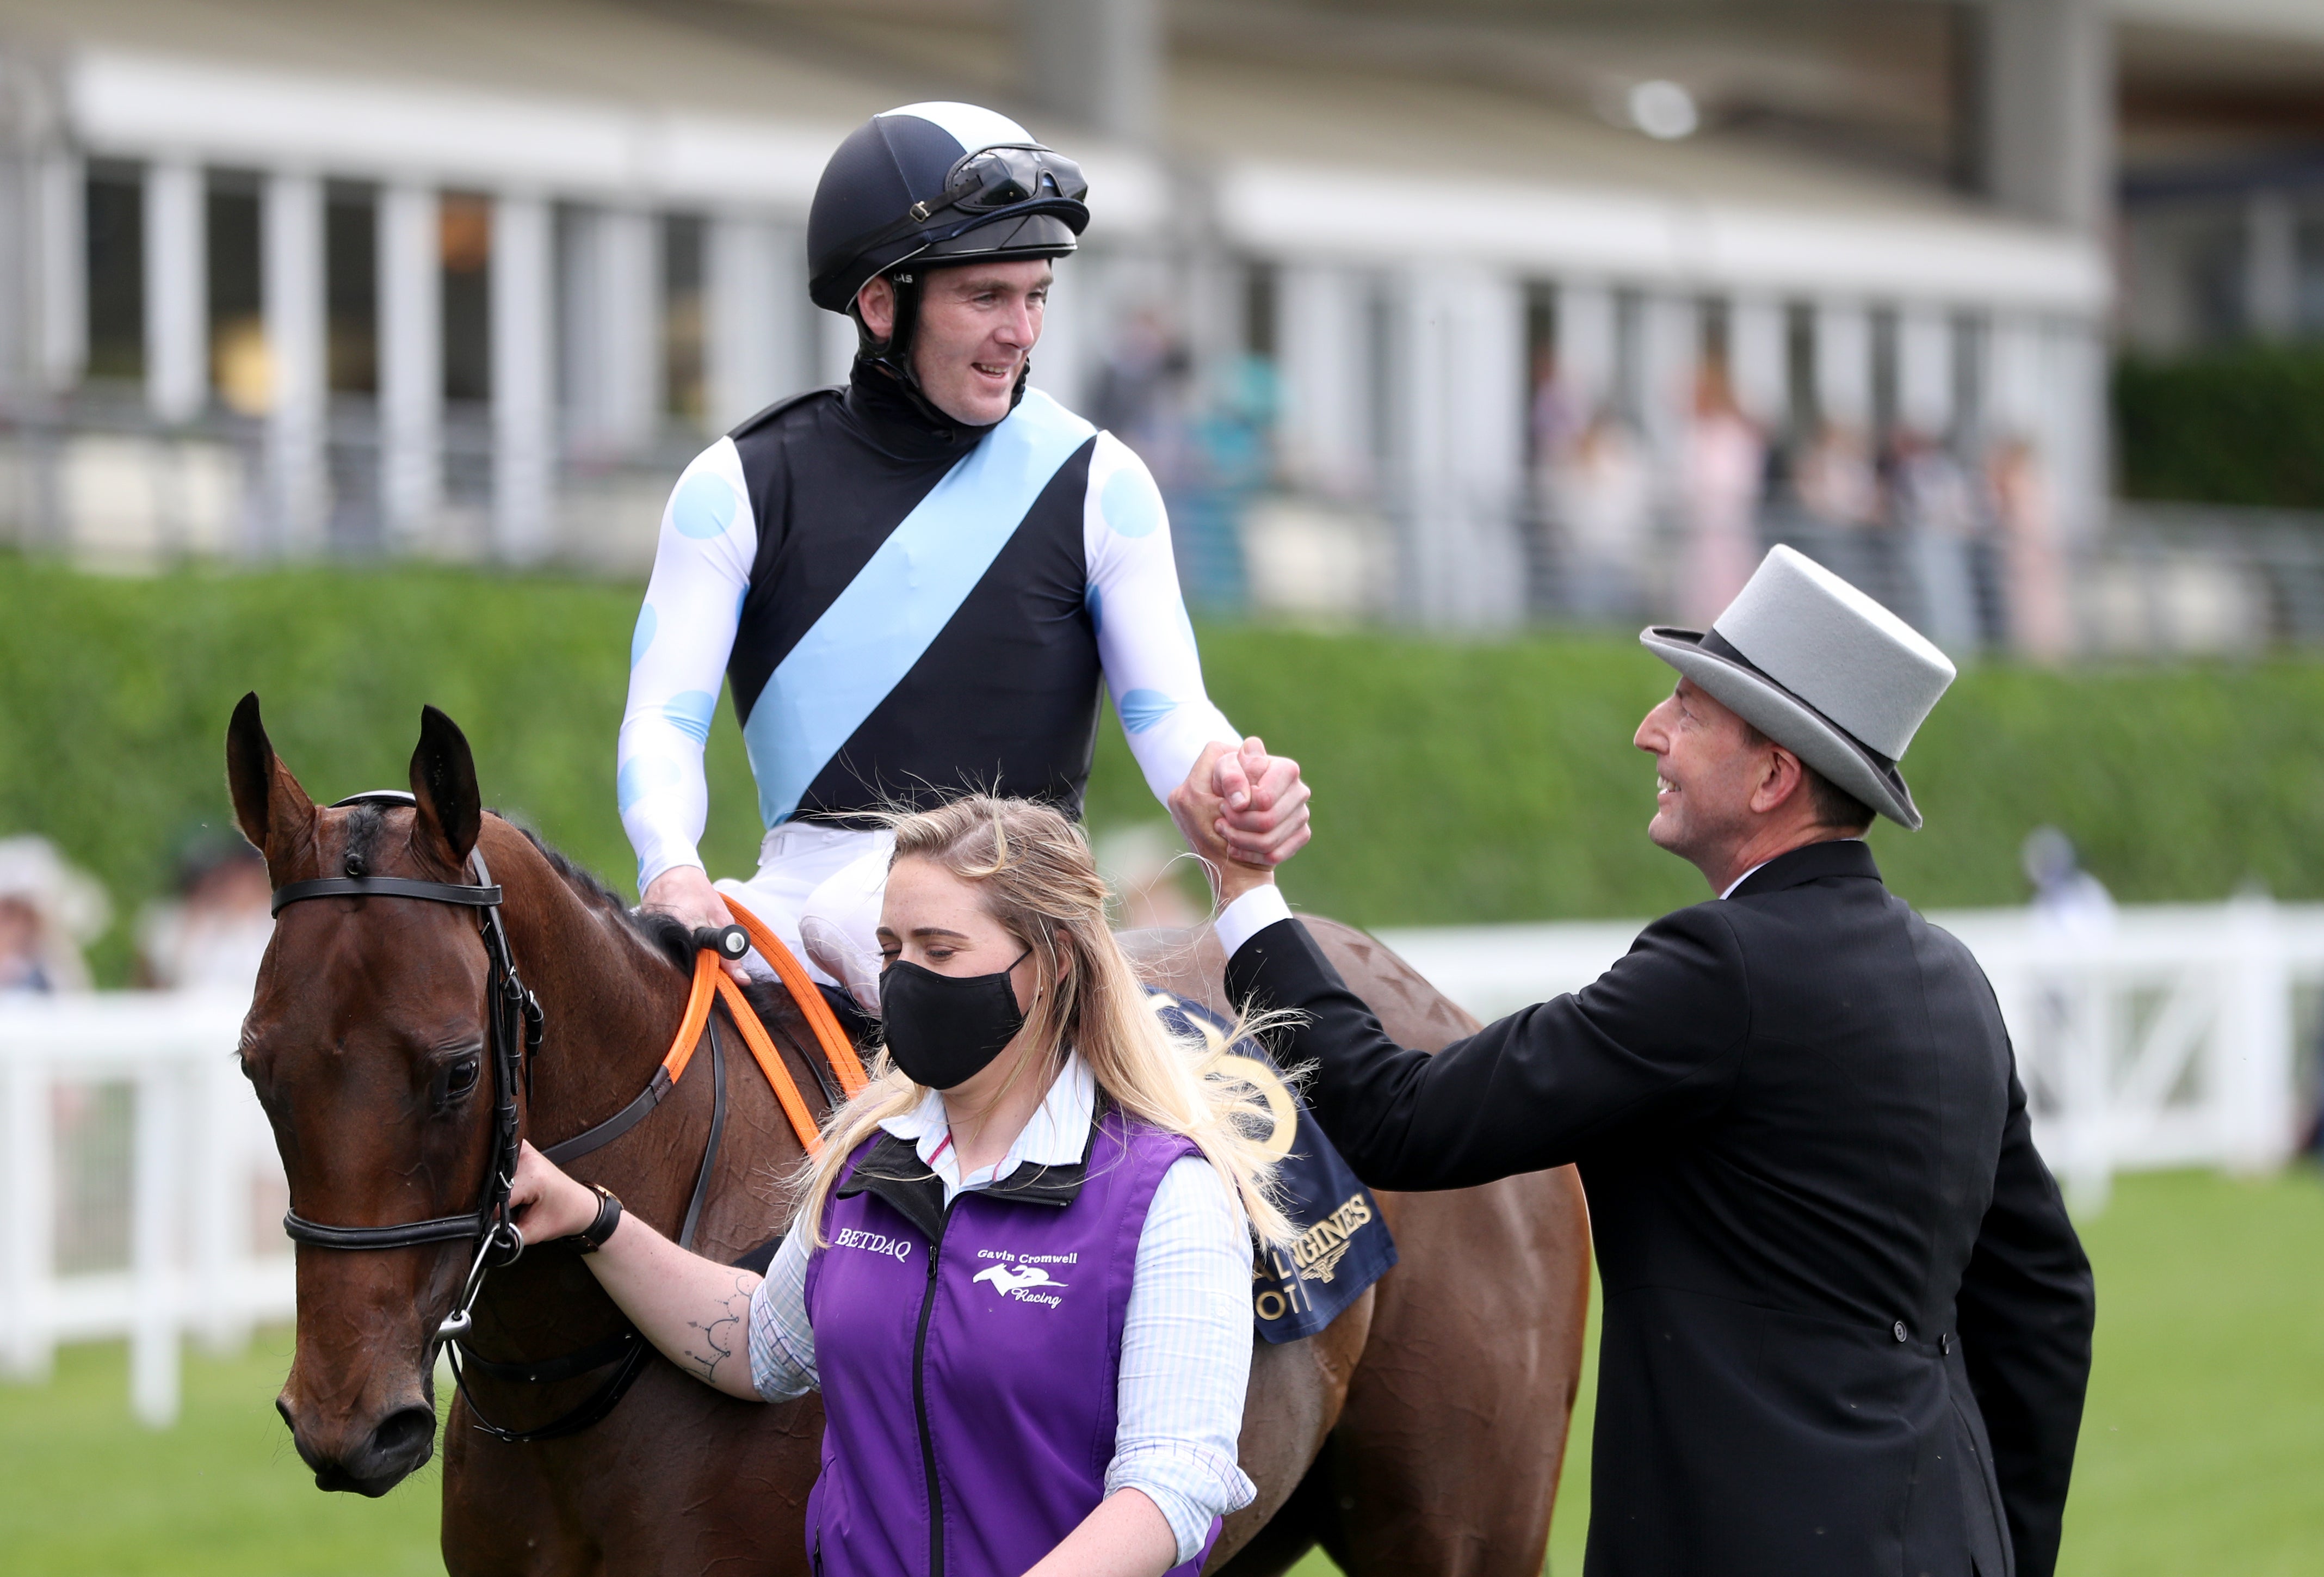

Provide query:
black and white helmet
left=807, top=102, right=1089, bottom=315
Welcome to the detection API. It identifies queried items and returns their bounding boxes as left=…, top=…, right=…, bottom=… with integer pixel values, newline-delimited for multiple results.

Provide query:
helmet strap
left=846, top=266, right=1030, bottom=427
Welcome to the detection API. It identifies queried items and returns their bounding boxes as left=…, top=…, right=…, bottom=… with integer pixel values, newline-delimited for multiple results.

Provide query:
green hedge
left=2116, top=345, right=2324, bottom=508
left=7, top=554, right=2324, bottom=984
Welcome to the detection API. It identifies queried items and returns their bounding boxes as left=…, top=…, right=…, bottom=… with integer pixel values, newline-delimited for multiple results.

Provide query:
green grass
left=0, top=1327, right=440, bottom=1575
left=7, top=1170, right=2316, bottom=1575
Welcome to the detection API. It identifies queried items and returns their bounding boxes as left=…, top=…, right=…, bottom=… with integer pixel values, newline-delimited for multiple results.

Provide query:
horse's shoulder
left=1114, top=914, right=1481, bottom=1051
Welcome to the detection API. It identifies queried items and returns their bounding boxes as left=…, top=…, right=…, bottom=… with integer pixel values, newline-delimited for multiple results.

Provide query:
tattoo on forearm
left=684, top=1274, right=754, bottom=1383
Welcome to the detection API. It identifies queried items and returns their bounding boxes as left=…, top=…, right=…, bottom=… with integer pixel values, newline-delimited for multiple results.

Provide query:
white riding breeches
left=715, top=822, right=892, bottom=1011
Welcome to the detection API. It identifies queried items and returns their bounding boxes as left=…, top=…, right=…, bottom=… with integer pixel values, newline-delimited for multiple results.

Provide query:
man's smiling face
left=906, top=258, right=1052, bottom=426
left=1633, top=677, right=1764, bottom=868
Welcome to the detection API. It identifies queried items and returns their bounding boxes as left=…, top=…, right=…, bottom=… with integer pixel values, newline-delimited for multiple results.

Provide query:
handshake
left=1167, top=736, right=1311, bottom=907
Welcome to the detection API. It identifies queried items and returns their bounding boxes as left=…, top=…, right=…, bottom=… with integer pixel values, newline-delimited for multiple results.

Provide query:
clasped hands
left=1167, top=736, right=1309, bottom=908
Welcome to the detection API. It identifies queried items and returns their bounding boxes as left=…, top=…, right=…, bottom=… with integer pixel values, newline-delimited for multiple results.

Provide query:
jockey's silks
left=801, top=1111, right=1220, bottom=1577
left=725, top=364, right=1102, bottom=828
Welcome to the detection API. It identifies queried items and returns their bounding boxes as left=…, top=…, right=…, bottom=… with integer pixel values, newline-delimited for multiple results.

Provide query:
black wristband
left=572, top=1185, right=623, bottom=1254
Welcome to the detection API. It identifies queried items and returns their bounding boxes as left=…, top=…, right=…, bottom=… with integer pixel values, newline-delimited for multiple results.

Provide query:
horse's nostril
left=361, top=1405, right=437, bottom=1481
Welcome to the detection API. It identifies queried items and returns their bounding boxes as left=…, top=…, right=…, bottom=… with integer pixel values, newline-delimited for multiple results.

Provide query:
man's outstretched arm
left=1219, top=898, right=1751, bottom=1190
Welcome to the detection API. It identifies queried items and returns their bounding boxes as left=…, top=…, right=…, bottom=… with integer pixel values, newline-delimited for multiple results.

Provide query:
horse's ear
left=226, top=692, right=315, bottom=872
left=408, top=705, right=481, bottom=870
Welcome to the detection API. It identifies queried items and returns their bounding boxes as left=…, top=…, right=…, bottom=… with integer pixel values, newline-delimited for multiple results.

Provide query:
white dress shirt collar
left=876, top=1049, right=1097, bottom=1198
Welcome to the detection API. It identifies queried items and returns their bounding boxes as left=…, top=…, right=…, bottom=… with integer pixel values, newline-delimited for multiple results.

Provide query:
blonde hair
left=790, top=795, right=1294, bottom=1248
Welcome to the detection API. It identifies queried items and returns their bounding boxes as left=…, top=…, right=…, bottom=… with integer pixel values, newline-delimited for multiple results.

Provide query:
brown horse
left=228, top=697, right=1591, bottom=1575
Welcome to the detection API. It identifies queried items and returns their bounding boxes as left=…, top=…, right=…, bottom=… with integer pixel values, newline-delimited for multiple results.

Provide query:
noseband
left=270, top=791, right=543, bottom=1346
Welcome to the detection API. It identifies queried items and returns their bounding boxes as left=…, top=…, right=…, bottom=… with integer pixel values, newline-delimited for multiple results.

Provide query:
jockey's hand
left=1212, top=735, right=1310, bottom=866
left=1169, top=739, right=1305, bottom=907
left=642, top=866, right=751, bottom=984
left=507, top=1142, right=600, bottom=1245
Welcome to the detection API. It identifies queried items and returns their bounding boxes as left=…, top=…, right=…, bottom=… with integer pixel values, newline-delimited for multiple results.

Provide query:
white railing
left=1380, top=896, right=2323, bottom=1212
left=4, top=900, right=2317, bottom=1424
left=0, top=990, right=288, bottom=1427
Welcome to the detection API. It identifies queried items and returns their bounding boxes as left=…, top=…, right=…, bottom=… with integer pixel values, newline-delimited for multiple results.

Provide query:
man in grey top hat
left=1175, top=546, right=2096, bottom=1577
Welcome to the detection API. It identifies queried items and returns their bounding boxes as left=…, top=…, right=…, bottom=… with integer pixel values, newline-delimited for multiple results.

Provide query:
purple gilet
left=802, top=1107, right=1221, bottom=1577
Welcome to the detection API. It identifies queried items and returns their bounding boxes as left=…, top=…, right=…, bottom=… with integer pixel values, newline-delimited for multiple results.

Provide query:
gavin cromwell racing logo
left=972, top=1262, right=1069, bottom=1307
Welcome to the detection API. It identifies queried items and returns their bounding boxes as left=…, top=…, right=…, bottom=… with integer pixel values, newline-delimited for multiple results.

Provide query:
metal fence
left=3, top=898, right=2317, bottom=1425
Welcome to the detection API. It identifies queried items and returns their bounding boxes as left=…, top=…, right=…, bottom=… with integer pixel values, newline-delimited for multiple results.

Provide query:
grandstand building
left=0, top=1, right=2314, bottom=643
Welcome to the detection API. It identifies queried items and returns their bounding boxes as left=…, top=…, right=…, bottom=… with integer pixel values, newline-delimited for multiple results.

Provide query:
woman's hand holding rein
left=506, top=1142, right=767, bottom=1401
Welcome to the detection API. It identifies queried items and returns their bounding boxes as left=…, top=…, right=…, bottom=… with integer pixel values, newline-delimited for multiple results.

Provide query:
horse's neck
left=483, top=825, right=686, bottom=1147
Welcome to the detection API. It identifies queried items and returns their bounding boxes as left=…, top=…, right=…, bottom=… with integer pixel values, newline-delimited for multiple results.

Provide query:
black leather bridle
left=268, top=788, right=746, bottom=1445
left=271, top=790, right=545, bottom=1353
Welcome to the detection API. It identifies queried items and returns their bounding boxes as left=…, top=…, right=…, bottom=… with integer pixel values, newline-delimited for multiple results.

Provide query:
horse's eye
left=444, top=1057, right=480, bottom=1097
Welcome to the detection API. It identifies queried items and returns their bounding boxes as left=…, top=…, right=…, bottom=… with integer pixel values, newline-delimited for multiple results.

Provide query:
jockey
left=619, top=101, right=1308, bottom=1005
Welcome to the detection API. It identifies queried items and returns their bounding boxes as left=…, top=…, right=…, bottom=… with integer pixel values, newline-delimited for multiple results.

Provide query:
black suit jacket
left=1227, top=840, right=2095, bottom=1577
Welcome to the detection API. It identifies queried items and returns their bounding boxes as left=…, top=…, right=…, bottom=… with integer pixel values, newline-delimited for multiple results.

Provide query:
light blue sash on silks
left=742, top=388, right=1096, bottom=827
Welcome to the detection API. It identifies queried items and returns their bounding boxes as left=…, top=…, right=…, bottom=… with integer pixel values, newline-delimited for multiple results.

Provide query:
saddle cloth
left=1145, top=988, right=1398, bottom=1344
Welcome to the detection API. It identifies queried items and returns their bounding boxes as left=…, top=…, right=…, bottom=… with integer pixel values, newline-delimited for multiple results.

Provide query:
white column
left=378, top=182, right=441, bottom=548
left=1027, top=254, right=1085, bottom=414
left=1897, top=305, right=1954, bottom=436
left=2246, top=190, right=2299, bottom=339
left=1814, top=299, right=1872, bottom=429
left=1554, top=281, right=1616, bottom=420
left=263, top=170, right=327, bottom=551
left=1980, top=0, right=2115, bottom=237
left=1391, top=264, right=1526, bottom=629
left=1277, top=262, right=1370, bottom=497
left=2044, top=319, right=2108, bottom=549
left=1638, top=293, right=1699, bottom=463
left=1019, top=0, right=1160, bottom=145
left=1989, top=312, right=2044, bottom=440
left=38, top=152, right=85, bottom=392
left=820, top=306, right=859, bottom=386
left=704, top=212, right=789, bottom=430
left=1728, top=294, right=1787, bottom=431
left=144, top=159, right=206, bottom=424
left=492, top=192, right=554, bottom=561
left=565, top=205, right=659, bottom=458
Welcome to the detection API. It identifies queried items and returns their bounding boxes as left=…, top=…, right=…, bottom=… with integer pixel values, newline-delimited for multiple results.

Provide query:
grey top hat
left=1639, top=545, right=1956, bottom=829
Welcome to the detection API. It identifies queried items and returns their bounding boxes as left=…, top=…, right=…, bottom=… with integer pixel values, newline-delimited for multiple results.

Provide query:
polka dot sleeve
left=617, top=438, right=755, bottom=894
left=1081, top=432, right=1238, bottom=805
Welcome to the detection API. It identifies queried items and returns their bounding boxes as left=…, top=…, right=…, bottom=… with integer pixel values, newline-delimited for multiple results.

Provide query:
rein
left=271, top=790, right=869, bottom=1444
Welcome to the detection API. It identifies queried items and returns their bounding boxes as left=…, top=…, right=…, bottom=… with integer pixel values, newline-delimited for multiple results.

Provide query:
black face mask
left=878, top=947, right=1032, bottom=1090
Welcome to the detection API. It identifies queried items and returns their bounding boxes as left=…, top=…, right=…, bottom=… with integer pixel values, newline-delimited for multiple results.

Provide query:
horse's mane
left=506, top=820, right=799, bottom=1025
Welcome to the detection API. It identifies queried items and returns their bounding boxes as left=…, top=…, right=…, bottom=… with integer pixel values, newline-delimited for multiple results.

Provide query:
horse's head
left=228, top=693, right=499, bottom=1495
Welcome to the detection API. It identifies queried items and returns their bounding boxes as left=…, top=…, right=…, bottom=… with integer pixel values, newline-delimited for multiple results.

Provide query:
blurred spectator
left=1678, top=367, right=1766, bottom=627
left=137, top=831, right=273, bottom=993
left=1991, top=437, right=2073, bottom=661
left=1171, top=353, right=1277, bottom=613
left=1893, top=429, right=1984, bottom=653
left=1091, top=307, right=1191, bottom=472
left=1794, top=421, right=1879, bottom=528
left=2023, top=826, right=2115, bottom=934
left=1095, top=823, right=1202, bottom=932
left=0, top=836, right=111, bottom=995
left=1549, top=409, right=1652, bottom=619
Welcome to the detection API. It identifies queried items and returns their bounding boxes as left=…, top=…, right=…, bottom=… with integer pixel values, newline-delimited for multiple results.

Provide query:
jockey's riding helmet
left=807, top=102, right=1088, bottom=315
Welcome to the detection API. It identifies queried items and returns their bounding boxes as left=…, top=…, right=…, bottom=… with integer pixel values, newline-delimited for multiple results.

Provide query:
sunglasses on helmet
left=908, top=145, right=1088, bottom=224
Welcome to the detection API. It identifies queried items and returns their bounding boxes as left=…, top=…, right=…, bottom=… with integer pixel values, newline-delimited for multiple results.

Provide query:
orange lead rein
left=715, top=972, right=824, bottom=1155
left=719, top=895, right=871, bottom=1098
